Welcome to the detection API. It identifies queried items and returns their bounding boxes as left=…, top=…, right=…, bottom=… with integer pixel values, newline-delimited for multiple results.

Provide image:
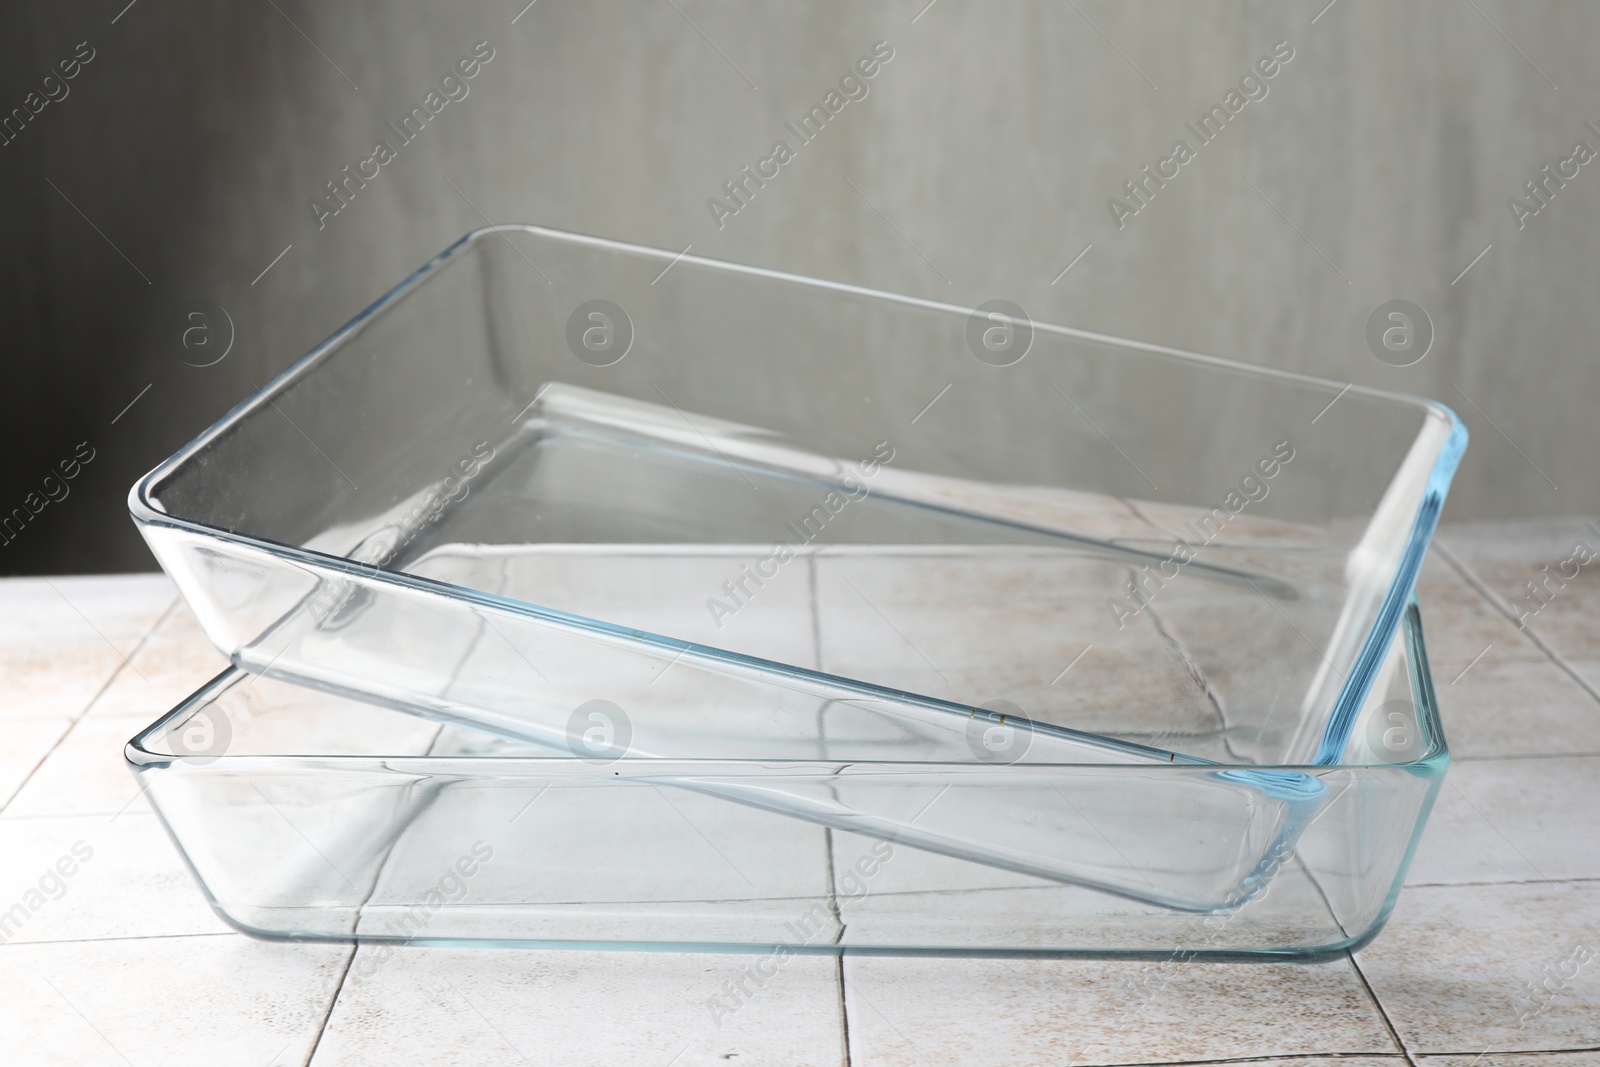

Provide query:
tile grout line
left=835, top=952, right=853, bottom=1067
left=1053, top=1051, right=1600, bottom=1067
left=1450, top=751, right=1600, bottom=763
left=0, top=595, right=180, bottom=816
left=1405, top=875, right=1600, bottom=889
left=300, top=945, right=358, bottom=1067
left=811, top=556, right=852, bottom=1067
left=1415, top=1046, right=1600, bottom=1059
left=1346, top=949, right=1417, bottom=1065
left=2, top=809, right=164, bottom=822
left=0, top=931, right=237, bottom=948
left=1143, top=596, right=1246, bottom=761
left=819, top=827, right=853, bottom=1067
left=812, top=538, right=852, bottom=1067
left=1433, top=542, right=1600, bottom=706
left=1079, top=1054, right=1410, bottom=1067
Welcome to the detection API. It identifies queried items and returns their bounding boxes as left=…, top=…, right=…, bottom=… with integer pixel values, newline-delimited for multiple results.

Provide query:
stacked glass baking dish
left=126, top=226, right=1466, bottom=959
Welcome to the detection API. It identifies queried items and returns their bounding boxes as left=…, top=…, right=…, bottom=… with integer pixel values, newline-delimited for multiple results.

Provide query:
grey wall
left=1, top=0, right=1594, bottom=574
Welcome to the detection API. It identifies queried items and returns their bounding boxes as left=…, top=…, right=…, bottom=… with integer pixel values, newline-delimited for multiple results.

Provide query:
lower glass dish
left=125, top=605, right=1446, bottom=959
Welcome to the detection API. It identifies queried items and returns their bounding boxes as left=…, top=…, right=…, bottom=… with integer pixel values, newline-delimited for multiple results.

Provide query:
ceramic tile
left=0, top=813, right=227, bottom=944
left=413, top=546, right=822, bottom=669
left=840, top=953, right=1397, bottom=1065
left=1460, top=562, right=1600, bottom=666
left=1416, top=555, right=1550, bottom=667
left=84, top=604, right=228, bottom=719
left=311, top=946, right=844, bottom=1066
left=1430, top=652, right=1600, bottom=759
left=360, top=776, right=835, bottom=910
left=1355, top=881, right=1600, bottom=1053
left=1439, top=519, right=1600, bottom=565
left=0, top=934, right=349, bottom=1067
left=813, top=552, right=1230, bottom=744
left=1408, top=757, right=1600, bottom=886
left=1438, top=520, right=1600, bottom=665
left=0, top=574, right=174, bottom=648
left=3, top=715, right=153, bottom=818
left=1149, top=1061, right=1403, bottom=1067
left=0, top=644, right=126, bottom=722
left=0, top=717, right=73, bottom=809
left=1568, top=661, right=1600, bottom=704
left=1423, top=1055, right=1600, bottom=1066
left=0, top=576, right=173, bottom=723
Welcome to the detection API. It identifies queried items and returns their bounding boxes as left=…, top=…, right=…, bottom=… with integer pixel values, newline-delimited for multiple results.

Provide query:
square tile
left=1417, top=555, right=1550, bottom=667
left=84, top=604, right=227, bottom=719
left=1569, top=661, right=1600, bottom=703
left=312, top=946, right=844, bottom=1066
left=1493, top=572, right=1600, bottom=664
left=1430, top=655, right=1600, bottom=759
left=1356, top=881, right=1600, bottom=1053
left=4, top=716, right=153, bottom=819
left=1422, top=1055, right=1600, bottom=1066
left=411, top=546, right=822, bottom=669
left=1437, top=519, right=1600, bottom=664
left=0, top=644, right=126, bottom=723
left=0, top=717, right=73, bottom=809
left=813, top=551, right=1230, bottom=746
left=1439, top=519, right=1600, bottom=563
left=840, top=953, right=1397, bottom=1065
left=0, top=575, right=174, bottom=649
left=0, top=576, right=175, bottom=723
left=0, top=813, right=228, bottom=944
left=1408, top=758, right=1600, bottom=886
left=0, top=934, right=349, bottom=1067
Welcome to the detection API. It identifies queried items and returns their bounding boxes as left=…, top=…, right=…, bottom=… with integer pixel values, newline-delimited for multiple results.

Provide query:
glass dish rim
left=126, top=602, right=1447, bottom=775
left=126, top=224, right=1467, bottom=768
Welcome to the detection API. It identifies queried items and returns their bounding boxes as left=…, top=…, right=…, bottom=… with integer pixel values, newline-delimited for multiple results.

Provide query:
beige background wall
left=1, top=0, right=1594, bottom=572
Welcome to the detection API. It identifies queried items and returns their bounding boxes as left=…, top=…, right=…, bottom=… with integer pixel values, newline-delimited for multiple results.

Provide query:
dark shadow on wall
left=0, top=0, right=441, bottom=575
left=0, top=3, right=293, bottom=574
left=0, top=0, right=568, bottom=575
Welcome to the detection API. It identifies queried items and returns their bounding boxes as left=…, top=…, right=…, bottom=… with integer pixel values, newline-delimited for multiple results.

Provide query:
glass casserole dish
left=127, top=602, right=1446, bottom=958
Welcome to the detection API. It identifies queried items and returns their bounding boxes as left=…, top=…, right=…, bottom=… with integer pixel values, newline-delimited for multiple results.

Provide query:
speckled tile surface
left=309, top=946, right=846, bottom=1067
left=0, top=518, right=1596, bottom=1065
left=0, top=936, right=352, bottom=1067
left=1407, top=757, right=1600, bottom=886
left=839, top=953, right=1399, bottom=1065
left=1355, top=881, right=1600, bottom=1054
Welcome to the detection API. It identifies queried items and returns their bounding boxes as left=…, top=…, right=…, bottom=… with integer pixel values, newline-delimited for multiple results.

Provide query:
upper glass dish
left=130, top=225, right=1463, bottom=771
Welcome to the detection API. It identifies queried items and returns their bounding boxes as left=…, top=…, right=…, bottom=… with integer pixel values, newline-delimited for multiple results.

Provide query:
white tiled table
left=1, top=519, right=1597, bottom=1066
